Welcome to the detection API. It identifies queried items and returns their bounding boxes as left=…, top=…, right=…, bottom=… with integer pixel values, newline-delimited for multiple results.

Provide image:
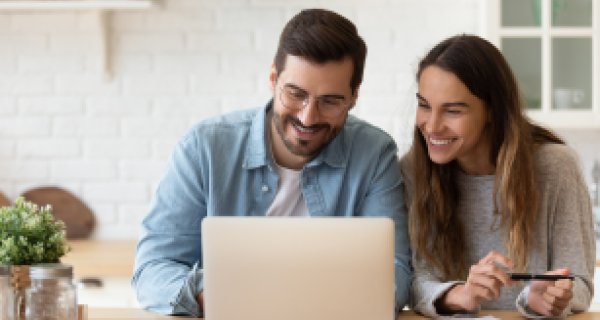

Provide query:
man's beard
left=272, top=111, right=342, bottom=160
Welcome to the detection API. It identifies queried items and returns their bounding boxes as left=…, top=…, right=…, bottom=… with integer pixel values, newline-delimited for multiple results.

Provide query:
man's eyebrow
left=285, top=84, right=346, bottom=99
left=320, top=94, right=346, bottom=100
left=416, top=93, right=427, bottom=102
left=284, top=84, right=307, bottom=93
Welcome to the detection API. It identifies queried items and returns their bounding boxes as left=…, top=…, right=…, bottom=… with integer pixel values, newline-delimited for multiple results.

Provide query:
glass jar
left=15, top=264, right=77, bottom=320
left=0, top=265, right=14, bottom=320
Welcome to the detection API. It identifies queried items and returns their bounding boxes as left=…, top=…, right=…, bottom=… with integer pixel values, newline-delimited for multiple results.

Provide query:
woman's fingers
left=460, top=251, right=516, bottom=309
left=544, top=282, right=573, bottom=309
left=542, top=291, right=570, bottom=310
left=462, top=280, right=495, bottom=306
left=480, top=250, right=514, bottom=270
left=528, top=269, right=574, bottom=316
left=470, top=263, right=513, bottom=287
left=554, top=278, right=574, bottom=290
left=541, top=299, right=563, bottom=317
left=546, top=283, right=573, bottom=300
left=467, top=273, right=503, bottom=298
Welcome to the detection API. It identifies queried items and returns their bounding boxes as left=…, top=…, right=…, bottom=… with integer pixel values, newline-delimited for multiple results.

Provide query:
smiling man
left=132, top=8, right=411, bottom=318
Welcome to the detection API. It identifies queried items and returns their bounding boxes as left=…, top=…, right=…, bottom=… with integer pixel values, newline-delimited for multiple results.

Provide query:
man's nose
left=297, top=98, right=321, bottom=127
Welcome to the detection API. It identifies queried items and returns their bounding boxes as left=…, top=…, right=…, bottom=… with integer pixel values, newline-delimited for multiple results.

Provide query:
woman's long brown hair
left=410, top=35, right=564, bottom=279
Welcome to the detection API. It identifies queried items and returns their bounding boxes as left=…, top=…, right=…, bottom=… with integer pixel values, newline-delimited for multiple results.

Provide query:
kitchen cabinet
left=485, top=0, right=600, bottom=128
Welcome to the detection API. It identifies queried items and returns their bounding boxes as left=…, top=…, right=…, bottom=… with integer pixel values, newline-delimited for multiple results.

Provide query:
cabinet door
left=502, top=37, right=543, bottom=110
left=551, top=0, right=592, bottom=27
left=490, top=0, right=599, bottom=127
left=551, top=37, right=592, bottom=110
left=501, top=0, right=541, bottom=27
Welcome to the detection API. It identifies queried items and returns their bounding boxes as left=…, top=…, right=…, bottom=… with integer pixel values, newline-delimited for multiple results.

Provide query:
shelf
left=528, top=110, right=600, bottom=129
left=0, top=0, right=156, bottom=10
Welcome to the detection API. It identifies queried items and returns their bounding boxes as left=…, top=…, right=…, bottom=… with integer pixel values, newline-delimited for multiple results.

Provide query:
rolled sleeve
left=132, top=131, right=207, bottom=316
left=170, top=263, right=204, bottom=317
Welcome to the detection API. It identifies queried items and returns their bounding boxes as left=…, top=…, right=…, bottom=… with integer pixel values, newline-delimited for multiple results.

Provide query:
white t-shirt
left=265, top=163, right=309, bottom=217
left=265, top=110, right=310, bottom=217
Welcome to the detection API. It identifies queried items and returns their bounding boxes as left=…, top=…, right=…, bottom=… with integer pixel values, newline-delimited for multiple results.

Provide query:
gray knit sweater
left=400, top=143, right=595, bottom=317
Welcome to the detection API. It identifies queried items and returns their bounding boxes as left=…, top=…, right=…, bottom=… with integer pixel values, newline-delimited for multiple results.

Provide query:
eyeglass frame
left=278, top=84, right=355, bottom=119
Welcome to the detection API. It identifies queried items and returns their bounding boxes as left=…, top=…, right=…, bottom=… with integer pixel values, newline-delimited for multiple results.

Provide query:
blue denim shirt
left=132, top=101, right=412, bottom=317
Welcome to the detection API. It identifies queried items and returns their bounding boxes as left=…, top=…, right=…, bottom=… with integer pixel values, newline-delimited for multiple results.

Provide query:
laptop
left=202, top=216, right=395, bottom=320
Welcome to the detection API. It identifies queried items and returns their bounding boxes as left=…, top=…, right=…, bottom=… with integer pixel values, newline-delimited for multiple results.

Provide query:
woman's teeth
left=430, top=138, right=453, bottom=146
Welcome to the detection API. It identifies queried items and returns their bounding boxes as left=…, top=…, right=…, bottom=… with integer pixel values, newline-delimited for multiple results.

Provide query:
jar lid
left=29, top=264, right=73, bottom=279
left=0, top=265, right=9, bottom=276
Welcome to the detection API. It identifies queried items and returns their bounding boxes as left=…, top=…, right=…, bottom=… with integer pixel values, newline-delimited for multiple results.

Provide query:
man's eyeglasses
left=279, top=85, right=353, bottom=119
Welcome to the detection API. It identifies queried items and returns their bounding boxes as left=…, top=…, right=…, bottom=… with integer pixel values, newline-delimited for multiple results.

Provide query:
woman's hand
left=527, top=268, right=574, bottom=317
left=436, top=251, right=515, bottom=313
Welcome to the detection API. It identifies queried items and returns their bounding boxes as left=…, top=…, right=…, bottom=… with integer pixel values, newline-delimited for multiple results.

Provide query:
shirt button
left=262, top=185, right=269, bottom=192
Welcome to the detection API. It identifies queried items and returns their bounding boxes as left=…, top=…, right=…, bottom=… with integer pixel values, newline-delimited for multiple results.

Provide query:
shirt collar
left=243, top=99, right=348, bottom=170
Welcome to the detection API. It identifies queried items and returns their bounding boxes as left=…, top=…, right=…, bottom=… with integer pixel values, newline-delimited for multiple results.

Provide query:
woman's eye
left=447, top=109, right=461, bottom=115
left=418, top=103, right=430, bottom=109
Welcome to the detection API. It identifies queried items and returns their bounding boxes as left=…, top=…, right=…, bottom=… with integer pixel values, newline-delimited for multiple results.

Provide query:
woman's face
left=416, top=66, right=494, bottom=175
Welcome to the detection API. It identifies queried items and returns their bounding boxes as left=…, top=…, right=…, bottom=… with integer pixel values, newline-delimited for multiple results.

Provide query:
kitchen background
left=0, top=0, right=600, bottom=309
left=0, top=0, right=483, bottom=240
left=0, top=0, right=598, bottom=240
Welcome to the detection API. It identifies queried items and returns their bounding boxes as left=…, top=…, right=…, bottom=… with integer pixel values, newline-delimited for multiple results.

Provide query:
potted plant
left=0, top=196, right=70, bottom=292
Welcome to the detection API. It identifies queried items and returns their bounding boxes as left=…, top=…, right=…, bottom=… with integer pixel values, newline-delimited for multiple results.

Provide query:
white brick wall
left=6, top=0, right=595, bottom=240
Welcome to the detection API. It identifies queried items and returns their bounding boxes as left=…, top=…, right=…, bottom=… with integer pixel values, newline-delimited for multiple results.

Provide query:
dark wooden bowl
left=21, top=187, right=96, bottom=239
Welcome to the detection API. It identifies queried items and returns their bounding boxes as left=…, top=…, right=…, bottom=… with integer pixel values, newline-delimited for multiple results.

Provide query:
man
left=132, top=8, right=411, bottom=317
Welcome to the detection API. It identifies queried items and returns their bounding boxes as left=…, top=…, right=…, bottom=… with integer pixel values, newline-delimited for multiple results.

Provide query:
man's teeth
left=430, top=138, right=453, bottom=146
left=294, top=123, right=315, bottom=133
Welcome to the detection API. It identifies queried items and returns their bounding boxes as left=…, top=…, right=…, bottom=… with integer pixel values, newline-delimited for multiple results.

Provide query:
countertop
left=63, top=241, right=600, bottom=314
left=60, top=240, right=600, bottom=275
left=61, top=240, right=137, bottom=277
left=87, top=308, right=600, bottom=319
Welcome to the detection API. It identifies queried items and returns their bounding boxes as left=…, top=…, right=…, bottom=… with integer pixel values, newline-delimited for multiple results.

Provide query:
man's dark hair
left=274, top=9, right=367, bottom=94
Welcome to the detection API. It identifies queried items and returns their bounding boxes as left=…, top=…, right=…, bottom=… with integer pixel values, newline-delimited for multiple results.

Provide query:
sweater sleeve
left=516, top=145, right=595, bottom=317
left=410, top=255, right=475, bottom=317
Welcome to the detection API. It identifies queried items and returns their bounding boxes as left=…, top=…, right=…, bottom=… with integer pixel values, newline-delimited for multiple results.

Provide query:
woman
left=401, top=34, right=594, bottom=317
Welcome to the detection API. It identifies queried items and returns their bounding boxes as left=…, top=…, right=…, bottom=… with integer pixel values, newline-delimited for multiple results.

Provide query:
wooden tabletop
left=61, top=241, right=137, bottom=277
left=87, top=308, right=600, bottom=319
left=58, top=240, right=600, bottom=276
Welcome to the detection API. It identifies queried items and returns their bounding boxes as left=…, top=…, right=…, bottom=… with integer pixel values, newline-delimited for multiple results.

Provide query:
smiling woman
left=401, top=34, right=595, bottom=318
left=415, top=67, right=491, bottom=175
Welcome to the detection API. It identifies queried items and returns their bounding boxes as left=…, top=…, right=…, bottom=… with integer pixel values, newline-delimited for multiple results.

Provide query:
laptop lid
left=202, top=217, right=395, bottom=320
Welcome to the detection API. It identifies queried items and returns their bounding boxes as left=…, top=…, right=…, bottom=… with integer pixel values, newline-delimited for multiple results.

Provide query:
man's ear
left=269, top=63, right=278, bottom=96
